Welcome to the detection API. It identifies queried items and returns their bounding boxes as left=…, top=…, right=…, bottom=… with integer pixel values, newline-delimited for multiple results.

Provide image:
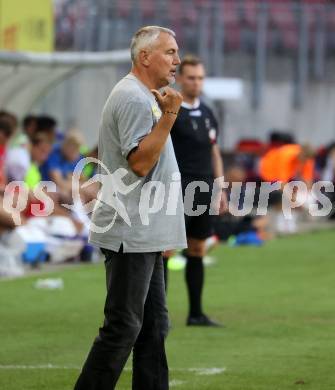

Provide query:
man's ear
left=138, top=50, right=151, bottom=67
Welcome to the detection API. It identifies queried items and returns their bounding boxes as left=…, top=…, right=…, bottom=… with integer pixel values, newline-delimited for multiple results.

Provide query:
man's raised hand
left=151, top=87, right=183, bottom=115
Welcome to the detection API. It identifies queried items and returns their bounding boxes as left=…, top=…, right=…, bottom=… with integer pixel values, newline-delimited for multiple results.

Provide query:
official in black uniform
left=164, top=55, right=228, bottom=326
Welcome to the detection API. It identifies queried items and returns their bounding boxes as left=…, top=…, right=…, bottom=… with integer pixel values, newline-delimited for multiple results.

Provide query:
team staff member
left=164, top=55, right=228, bottom=327
left=74, top=26, right=187, bottom=390
left=259, top=143, right=315, bottom=188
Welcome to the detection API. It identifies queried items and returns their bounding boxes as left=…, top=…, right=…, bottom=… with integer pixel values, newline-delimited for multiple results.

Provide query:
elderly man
left=74, top=26, right=186, bottom=390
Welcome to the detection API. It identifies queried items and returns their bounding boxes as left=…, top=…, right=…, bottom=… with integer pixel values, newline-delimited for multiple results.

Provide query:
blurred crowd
left=0, top=109, right=99, bottom=277
left=216, top=131, right=335, bottom=244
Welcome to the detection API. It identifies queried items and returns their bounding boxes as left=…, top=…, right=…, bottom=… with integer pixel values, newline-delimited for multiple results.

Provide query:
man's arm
left=212, top=143, right=224, bottom=180
left=211, top=143, right=228, bottom=214
left=49, top=170, right=72, bottom=193
left=128, top=113, right=178, bottom=177
left=127, top=87, right=182, bottom=177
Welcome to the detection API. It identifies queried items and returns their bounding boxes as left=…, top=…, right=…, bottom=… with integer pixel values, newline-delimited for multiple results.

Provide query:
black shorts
left=181, top=175, right=215, bottom=240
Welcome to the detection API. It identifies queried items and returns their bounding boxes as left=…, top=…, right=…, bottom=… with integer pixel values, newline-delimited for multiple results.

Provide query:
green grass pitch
left=0, top=230, right=334, bottom=389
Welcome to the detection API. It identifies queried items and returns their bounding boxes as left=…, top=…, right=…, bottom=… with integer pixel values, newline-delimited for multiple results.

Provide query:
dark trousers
left=74, top=247, right=169, bottom=390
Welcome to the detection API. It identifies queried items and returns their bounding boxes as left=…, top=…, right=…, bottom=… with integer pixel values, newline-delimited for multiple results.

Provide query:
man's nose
left=174, top=54, right=181, bottom=65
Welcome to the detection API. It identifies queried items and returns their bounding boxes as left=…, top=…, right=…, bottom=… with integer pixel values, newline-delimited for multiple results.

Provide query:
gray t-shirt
left=88, top=73, right=187, bottom=253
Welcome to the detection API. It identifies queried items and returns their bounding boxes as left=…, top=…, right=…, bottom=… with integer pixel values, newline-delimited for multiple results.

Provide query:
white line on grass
left=189, top=367, right=226, bottom=375
left=0, top=364, right=226, bottom=376
left=0, top=364, right=79, bottom=370
left=169, top=379, right=186, bottom=387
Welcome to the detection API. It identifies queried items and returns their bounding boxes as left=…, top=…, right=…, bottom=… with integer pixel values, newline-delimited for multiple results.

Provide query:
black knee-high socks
left=163, top=253, right=204, bottom=318
left=184, top=253, right=204, bottom=318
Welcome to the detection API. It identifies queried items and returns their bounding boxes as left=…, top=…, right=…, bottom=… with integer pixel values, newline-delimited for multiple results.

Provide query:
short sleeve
left=211, top=111, right=219, bottom=133
left=208, top=108, right=219, bottom=144
left=117, top=100, right=153, bottom=158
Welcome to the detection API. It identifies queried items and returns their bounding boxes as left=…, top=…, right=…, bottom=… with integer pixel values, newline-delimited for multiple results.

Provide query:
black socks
left=184, top=253, right=204, bottom=318
left=164, top=252, right=205, bottom=318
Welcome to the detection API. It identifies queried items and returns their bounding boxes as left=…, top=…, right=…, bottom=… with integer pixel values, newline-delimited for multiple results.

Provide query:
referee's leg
left=74, top=248, right=161, bottom=390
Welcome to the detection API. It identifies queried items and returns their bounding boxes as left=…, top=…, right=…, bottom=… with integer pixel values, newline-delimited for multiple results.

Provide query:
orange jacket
left=259, top=144, right=314, bottom=183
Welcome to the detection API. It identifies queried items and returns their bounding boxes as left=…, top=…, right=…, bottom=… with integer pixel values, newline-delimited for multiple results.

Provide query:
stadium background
left=2, top=0, right=335, bottom=148
left=51, top=0, right=335, bottom=150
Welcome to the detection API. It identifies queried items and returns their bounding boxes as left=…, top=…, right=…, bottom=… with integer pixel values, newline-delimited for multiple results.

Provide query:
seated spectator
left=39, top=131, right=98, bottom=209
left=35, top=115, right=58, bottom=144
left=259, top=143, right=316, bottom=189
left=267, top=130, right=295, bottom=150
left=23, top=115, right=38, bottom=139
left=259, top=143, right=317, bottom=234
left=3, top=133, right=52, bottom=230
left=6, top=133, right=52, bottom=187
left=6, top=133, right=85, bottom=232
left=0, top=120, right=13, bottom=189
left=0, top=116, right=28, bottom=232
left=11, top=114, right=57, bottom=148
left=10, top=114, right=38, bottom=148
left=40, top=131, right=84, bottom=195
left=40, top=130, right=99, bottom=233
left=0, top=110, right=18, bottom=135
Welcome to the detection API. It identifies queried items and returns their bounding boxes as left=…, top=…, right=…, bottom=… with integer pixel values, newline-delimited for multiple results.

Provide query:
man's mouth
left=170, top=70, right=176, bottom=76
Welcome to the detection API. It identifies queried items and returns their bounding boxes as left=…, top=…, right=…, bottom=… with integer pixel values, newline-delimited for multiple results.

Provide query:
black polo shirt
left=170, top=99, right=218, bottom=178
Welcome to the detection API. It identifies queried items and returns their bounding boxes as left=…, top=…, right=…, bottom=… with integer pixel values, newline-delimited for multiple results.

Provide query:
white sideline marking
left=0, top=364, right=79, bottom=370
left=170, top=379, right=186, bottom=387
left=0, top=364, right=226, bottom=376
left=189, top=367, right=226, bottom=375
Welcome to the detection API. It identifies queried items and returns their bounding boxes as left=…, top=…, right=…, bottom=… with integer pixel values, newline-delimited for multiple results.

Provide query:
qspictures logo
left=1, top=157, right=334, bottom=233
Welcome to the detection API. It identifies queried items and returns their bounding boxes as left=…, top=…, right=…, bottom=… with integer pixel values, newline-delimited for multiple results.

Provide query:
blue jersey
left=40, top=144, right=83, bottom=181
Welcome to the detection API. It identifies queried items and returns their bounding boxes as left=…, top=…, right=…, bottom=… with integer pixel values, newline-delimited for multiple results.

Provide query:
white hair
left=130, top=26, right=176, bottom=63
